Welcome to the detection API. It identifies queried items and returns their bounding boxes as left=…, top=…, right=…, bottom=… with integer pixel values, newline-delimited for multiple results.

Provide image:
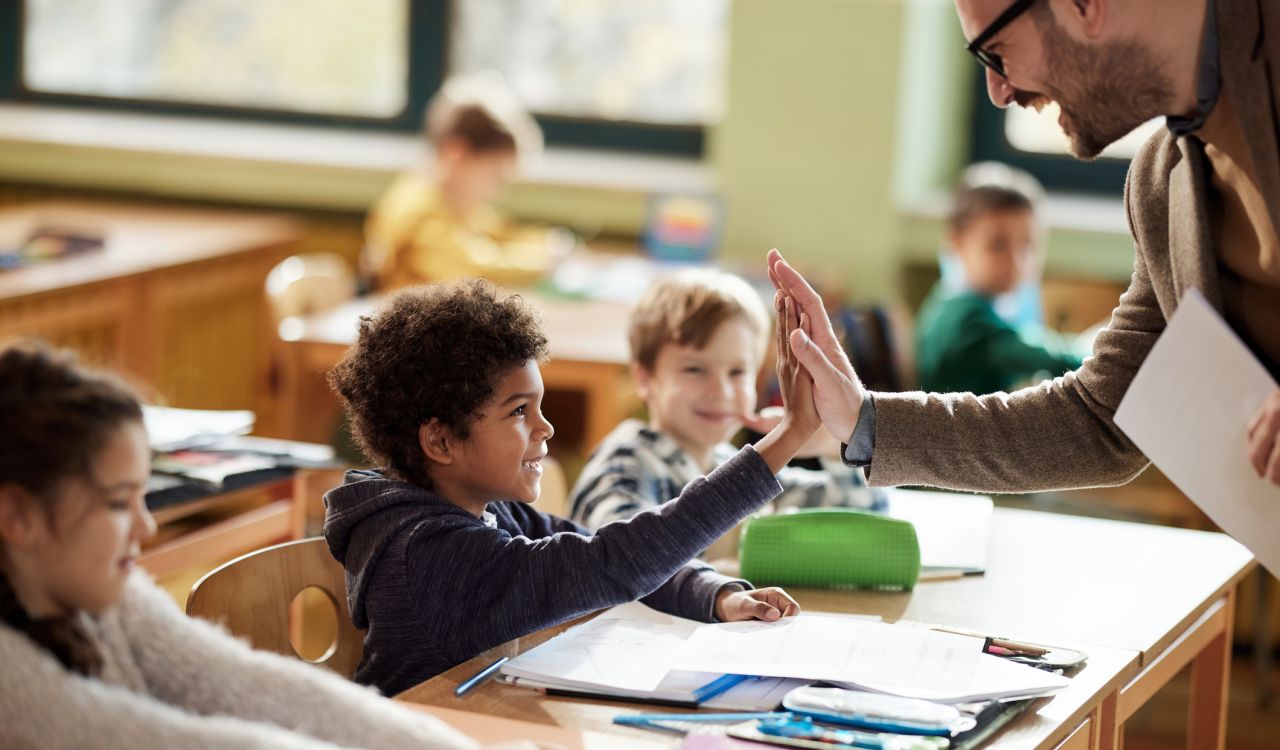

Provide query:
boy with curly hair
left=324, top=278, right=818, bottom=695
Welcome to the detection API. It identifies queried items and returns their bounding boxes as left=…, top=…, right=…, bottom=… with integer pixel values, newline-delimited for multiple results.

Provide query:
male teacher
left=770, top=0, right=1280, bottom=490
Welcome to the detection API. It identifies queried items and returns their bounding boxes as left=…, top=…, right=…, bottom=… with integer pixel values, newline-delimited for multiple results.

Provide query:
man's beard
left=1031, top=23, right=1174, bottom=160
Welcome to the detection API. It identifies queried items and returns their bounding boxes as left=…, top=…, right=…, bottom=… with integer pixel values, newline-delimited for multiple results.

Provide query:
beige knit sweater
left=0, top=571, right=477, bottom=749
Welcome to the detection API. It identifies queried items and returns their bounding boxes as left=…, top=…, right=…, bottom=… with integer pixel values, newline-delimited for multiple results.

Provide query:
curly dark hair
left=328, top=279, right=548, bottom=488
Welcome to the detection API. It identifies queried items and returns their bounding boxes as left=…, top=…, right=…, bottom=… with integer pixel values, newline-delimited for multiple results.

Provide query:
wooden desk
left=398, top=507, right=1255, bottom=749
left=272, top=292, right=635, bottom=454
left=0, top=200, right=299, bottom=412
left=140, top=478, right=295, bottom=578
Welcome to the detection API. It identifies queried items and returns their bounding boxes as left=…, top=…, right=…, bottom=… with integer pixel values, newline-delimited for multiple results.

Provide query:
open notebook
left=501, top=602, right=1067, bottom=706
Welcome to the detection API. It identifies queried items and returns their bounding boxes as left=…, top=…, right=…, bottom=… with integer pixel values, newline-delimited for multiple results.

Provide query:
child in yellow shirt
left=365, top=74, right=570, bottom=290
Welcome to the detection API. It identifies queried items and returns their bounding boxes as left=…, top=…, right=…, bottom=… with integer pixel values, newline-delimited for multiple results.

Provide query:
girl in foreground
left=0, top=341, right=483, bottom=749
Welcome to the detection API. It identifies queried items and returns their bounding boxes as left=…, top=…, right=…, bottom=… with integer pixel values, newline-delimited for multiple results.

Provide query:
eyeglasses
left=965, top=0, right=1039, bottom=78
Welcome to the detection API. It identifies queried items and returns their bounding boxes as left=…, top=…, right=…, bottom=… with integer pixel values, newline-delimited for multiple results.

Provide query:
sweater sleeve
left=0, top=625, right=379, bottom=750
left=116, top=574, right=476, bottom=750
left=637, top=560, right=749, bottom=622
left=508, top=503, right=751, bottom=622
left=411, top=445, right=781, bottom=665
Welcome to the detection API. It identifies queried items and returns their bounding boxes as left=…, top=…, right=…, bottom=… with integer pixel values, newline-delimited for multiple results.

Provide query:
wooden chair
left=265, top=253, right=357, bottom=323
left=291, top=467, right=349, bottom=540
left=262, top=253, right=356, bottom=439
left=187, top=537, right=364, bottom=678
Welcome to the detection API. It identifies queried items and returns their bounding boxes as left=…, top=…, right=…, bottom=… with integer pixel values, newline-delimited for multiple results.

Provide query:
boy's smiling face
left=635, top=316, right=761, bottom=470
left=428, top=359, right=554, bottom=514
left=951, top=207, right=1037, bottom=298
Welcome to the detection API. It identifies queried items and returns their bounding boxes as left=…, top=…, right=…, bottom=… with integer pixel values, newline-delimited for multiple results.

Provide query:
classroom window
left=450, top=0, right=729, bottom=127
left=1004, top=104, right=1162, bottom=161
left=970, top=71, right=1164, bottom=195
left=1, top=0, right=718, bottom=155
left=21, top=0, right=409, bottom=119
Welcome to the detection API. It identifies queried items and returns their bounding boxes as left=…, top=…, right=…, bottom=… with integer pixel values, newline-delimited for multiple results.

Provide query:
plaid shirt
left=570, top=419, right=888, bottom=531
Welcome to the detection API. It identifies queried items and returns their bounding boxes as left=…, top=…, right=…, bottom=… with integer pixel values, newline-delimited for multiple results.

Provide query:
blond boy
left=569, top=268, right=886, bottom=531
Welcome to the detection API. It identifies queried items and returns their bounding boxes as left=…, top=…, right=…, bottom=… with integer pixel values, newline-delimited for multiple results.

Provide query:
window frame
left=0, top=0, right=704, bottom=156
left=968, top=69, right=1133, bottom=196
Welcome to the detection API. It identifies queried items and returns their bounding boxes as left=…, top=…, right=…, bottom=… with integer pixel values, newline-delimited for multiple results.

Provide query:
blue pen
left=793, top=708, right=953, bottom=737
left=616, top=712, right=793, bottom=736
left=692, top=673, right=751, bottom=703
left=453, top=656, right=509, bottom=697
left=758, top=717, right=890, bottom=749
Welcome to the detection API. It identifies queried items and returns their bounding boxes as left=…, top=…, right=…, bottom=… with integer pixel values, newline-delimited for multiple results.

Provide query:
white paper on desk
left=1114, top=289, right=1280, bottom=577
left=888, top=489, right=993, bottom=573
left=672, top=614, right=1066, bottom=703
left=142, top=405, right=255, bottom=452
left=501, top=602, right=699, bottom=693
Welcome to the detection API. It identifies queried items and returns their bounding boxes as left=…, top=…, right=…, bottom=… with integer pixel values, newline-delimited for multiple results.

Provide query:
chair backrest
left=834, top=304, right=916, bottom=392
left=291, top=467, right=349, bottom=540
left=265, top=253, right=357, bottom=323
left=187, top=537, right=364, bottom=678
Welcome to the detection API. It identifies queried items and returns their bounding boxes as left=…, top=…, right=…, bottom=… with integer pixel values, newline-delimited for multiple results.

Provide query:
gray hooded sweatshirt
left=324, top=444, right=782, bottom=696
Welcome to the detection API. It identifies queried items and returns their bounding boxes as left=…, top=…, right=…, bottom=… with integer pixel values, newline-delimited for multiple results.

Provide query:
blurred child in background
left=569, top=268, right=886, bottom=533
left=915, top=163, right=1088, bottom=395
left=365, top=73, right=572, bottom=291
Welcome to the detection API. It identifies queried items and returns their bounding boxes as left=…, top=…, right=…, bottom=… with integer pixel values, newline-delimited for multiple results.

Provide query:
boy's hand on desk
left=715, top=586, right=800, bottom=623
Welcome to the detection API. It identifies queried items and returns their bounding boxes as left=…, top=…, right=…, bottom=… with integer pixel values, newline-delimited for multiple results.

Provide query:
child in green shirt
left=915, top=166, right=1086, bottom=395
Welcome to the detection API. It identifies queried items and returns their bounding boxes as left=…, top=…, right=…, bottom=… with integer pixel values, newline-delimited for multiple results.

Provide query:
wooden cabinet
left=0, top=201, right=299, bottom=412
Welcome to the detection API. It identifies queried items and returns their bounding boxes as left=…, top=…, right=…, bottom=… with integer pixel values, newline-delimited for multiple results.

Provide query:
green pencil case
left=738, top=508, right=921, bottom=591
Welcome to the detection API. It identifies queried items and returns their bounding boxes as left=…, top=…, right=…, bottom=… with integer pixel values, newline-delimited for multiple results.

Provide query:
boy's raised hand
left=752, top=290, right=822, bottom=474
left=776, top=291, right=822, bottom=437
left=715, top=586, right=801, bottom=623
left=767, top=248, right=868, bottom=444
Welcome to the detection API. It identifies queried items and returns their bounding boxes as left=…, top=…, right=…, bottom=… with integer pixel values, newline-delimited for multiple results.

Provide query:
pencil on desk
left=917, top=569, right=965, bottom=582
left=930, top=626, right=1051, bottom=656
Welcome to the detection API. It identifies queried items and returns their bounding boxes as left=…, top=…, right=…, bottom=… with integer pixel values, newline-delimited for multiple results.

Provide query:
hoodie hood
left=323, top=469, right=476, bottom=629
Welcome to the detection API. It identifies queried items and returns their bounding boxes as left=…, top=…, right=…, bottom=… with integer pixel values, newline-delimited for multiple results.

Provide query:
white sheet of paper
left=501, top=602, right=699, bottom=693
left=503, top=605, right=1066, bottom=703
left=142, top=405, right=255, bottom=452
left=671, top=614, right=1066, bottom=703
left=1114, top=290, right=1280, bottom=576
left=888, top=489, right=993, bottom=573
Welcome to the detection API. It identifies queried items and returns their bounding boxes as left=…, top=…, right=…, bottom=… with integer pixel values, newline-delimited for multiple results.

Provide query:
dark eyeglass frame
left=965, top=0, right=1039, bottom=78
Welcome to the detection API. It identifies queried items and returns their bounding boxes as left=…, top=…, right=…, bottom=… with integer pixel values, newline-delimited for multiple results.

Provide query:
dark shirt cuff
left=709, top=580, right=750, bottom=622
left=840, top=394, right=876, bottom=468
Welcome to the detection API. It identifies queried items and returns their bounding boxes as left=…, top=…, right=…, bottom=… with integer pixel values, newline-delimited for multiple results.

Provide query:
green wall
left=712, top=0, right=907, bottom=299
